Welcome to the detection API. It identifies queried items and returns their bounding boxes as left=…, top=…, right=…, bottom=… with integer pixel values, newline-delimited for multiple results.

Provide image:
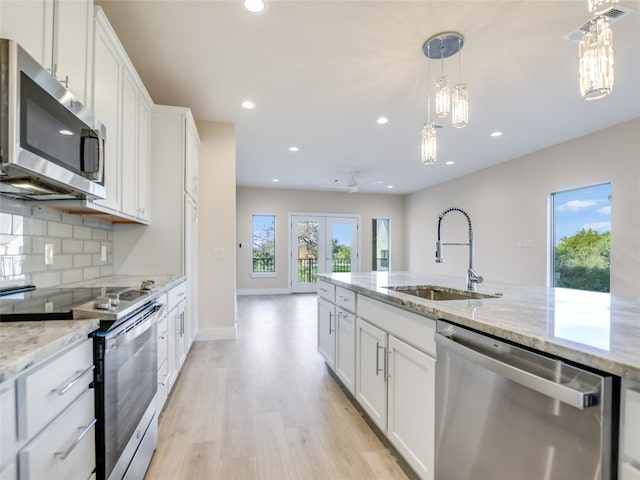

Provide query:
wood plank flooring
left=145, top=294, right=411, bottom=480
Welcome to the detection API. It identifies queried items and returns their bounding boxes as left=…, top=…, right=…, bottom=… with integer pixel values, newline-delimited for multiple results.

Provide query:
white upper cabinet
left=185, top=120, right=199, bottom=203
left=90, top=7, right=151, bottom=223
left=0, top=0, right=93, bottom=105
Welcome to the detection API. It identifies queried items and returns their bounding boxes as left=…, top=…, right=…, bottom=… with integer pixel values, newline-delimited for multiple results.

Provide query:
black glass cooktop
left=0, top=285, right=126, bottom=321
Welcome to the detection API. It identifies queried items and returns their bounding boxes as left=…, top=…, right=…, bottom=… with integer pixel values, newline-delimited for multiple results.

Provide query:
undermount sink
left=384, top=285, right=502, bottom=301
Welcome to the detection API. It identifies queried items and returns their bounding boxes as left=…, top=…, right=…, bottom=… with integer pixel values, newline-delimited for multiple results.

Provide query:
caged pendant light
left=451, top=37, right=468, bottom=128
left=588, top=0, right=619, bottom=15
left=579, top=16, right=614, bottom=100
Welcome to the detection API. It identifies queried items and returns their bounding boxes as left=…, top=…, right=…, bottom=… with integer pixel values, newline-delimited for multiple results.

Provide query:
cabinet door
left=336, top=308, right=356, bottom=394
left=92, top=14, right=121, bottom=211
left=120, top=70, right=138, bottom=217
left=166, top=305, right=178, bottom=392
left=54, top=0, right=92, bottom=104
left=355, top=318, right=387, bottom=431
left=0, top=0, right=53, bottom=70
left=387, top=336, right=435, bottom=480
left=184, top=120, right=199, bottom=202
left=136, top=95, right=152, bottom=221
left=175, top=300, right=188, bottom=369
left=184, top=196, right=198, bottom=346
left=317, top=298, right=336, bottom=369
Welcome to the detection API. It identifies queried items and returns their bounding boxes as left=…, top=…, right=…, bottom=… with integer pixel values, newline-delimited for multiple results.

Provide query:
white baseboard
left=195, top=326, right=237, bottom=341
left=237, top=288, right=291, bottom=296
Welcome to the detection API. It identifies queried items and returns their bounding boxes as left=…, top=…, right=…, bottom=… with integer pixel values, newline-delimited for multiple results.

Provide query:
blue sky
left=554, top=183, right=611, bottom=245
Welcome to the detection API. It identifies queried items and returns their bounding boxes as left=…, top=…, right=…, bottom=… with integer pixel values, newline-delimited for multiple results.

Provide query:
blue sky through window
left=553, top=183, right=611, bottom=245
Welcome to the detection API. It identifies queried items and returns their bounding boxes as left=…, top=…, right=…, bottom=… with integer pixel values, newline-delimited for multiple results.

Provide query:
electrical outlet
left=44, top=243, right=54, bottom=265
left=101, top=245, right=107, bottom=262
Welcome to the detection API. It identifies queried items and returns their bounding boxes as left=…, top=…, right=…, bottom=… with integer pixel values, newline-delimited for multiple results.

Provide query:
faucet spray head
left=435, top=241, right=444, bottom=263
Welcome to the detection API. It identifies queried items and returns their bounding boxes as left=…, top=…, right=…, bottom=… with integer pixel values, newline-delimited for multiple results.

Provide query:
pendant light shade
left=421, top=123, right=437, bottom=165
left=579, top=16, right=614, bottom=100
left=588, top=0, right=618, bottom=15
left=452, top=84, right=468, bottom=128
left=435, top=76, right=451, bottom=118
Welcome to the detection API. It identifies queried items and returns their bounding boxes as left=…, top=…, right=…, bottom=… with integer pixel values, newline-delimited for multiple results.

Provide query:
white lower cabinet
left=321, top=289, right=436, bottom=480
left=355, top=318, right=388, bottom=431
left=165, top=281, right=189, bottom=394
left=387, top=336, right=435, bottom=480
left=317, top=297, right=336, bottom=370
left=1, top=338, right=95, bottom=480
left=621, top=379, right=640, bottom=480
left=335, top=308, right=356, bottom=394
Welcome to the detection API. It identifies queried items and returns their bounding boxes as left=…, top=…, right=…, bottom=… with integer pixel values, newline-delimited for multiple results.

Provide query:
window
left=252, top=215, right=275, bottom=274
left=551, top=183, right=611, bottom=292
left=372, top=218, right=390, bottom=271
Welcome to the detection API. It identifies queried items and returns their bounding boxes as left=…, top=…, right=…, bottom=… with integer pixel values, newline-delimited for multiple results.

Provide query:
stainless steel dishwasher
left=435, top=320, right=615, bottom=480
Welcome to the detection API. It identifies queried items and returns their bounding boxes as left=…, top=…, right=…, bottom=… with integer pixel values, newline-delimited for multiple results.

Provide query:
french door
left=290, top=215, right=359, bottom=293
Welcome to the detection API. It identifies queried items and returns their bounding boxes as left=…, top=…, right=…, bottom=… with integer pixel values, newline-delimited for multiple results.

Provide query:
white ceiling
left=95, top=0, right=640, bottom=195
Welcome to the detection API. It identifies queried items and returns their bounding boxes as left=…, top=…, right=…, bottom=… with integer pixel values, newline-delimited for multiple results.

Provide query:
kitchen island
left=320, top=271, right=640, bottom=380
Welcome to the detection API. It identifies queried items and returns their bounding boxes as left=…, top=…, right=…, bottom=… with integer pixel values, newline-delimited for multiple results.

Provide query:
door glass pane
left=297, top=221, right=319, bottom=283
left=252, top=215, right=275, bottom=273
left=331, top=221, right=353, bottom=272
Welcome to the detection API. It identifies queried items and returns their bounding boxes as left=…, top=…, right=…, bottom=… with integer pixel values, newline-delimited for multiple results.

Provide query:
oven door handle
left=435, top=332, right=600, bottom=410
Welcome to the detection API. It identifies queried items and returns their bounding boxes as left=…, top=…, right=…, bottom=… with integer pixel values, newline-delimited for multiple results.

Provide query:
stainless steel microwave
left=0, top=38, right=106, bottom=200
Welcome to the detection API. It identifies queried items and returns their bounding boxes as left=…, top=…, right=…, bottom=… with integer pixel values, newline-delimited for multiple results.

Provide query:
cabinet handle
left=387, top=349, right=392, bottom=380
left=328, top=312, right=334, bottom=334
left=375, top=342, right=386, bottom=376
left=55, top=418, right=97, bottom=460
left=52, top=366, right=94, bottom=396
left=336, top=295, right=349, bottom=302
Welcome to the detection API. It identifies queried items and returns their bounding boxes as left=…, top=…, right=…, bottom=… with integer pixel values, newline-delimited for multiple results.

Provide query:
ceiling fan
left=331, top=172, right=382, bottom=193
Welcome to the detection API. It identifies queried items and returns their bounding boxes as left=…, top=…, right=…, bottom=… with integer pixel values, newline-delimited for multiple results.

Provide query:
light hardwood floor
left=145, top=294, right=411, bottom=480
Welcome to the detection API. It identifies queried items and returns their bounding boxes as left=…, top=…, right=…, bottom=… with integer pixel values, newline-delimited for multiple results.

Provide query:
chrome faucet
left=435, top=207, right=484, bottom=291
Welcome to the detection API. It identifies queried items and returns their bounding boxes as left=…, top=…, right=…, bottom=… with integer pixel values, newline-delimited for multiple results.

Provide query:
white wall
left=196, top=121, right=238, bottom=339
left=236, top=187, right=405, bottom=293
left=405, top=118, right=639, bottom=297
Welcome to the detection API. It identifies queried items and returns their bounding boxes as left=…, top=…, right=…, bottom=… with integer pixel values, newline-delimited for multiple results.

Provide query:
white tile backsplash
left=0, top=200, right=114, bottom=287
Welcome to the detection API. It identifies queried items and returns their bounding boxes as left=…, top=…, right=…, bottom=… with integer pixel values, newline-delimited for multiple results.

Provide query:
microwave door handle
left=96, top=127, right=104, bottom=183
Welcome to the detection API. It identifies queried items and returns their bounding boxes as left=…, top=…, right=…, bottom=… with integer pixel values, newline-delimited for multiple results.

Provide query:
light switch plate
left=44, top=243, right=54, bottom=265
left=101, top=245, right=107, bottom=262
left=213, top=248, right=225, bottom=259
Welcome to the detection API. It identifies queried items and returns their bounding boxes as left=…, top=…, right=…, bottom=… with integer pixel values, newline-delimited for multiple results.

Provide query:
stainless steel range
left=0, top=282, right=162, bottom=480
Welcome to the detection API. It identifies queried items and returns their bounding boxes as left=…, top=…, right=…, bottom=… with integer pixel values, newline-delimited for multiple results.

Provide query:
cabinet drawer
left=317, top=280, right=335, bottom=303
left=358, top=296, right=436, bottom=357
left=157, top=359, right=169, bottom=413
left=335, top=287, right=356, bottom=313
left=17, top=339, right=93, bottom=440
left=168, top=282, right=187, bottom=310
left=19, top=389, right=95, bottom=480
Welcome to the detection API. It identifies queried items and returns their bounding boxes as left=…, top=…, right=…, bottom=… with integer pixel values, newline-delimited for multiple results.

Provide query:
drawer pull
left=336, top=295, right=349, bottom=302
left=52, top=366, right=94, bottom=396
left=54, top=418, right=97, bottom=460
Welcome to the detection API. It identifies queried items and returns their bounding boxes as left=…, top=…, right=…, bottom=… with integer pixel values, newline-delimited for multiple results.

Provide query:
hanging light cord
left=427, top=44, right=432, bottom=123
left=458, top=37, right=462, bottom=82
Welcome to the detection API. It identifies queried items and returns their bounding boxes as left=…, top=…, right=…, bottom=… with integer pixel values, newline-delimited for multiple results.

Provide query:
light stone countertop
left=0, top=274, right=186, bottom=383
left=320, top=272, right=640, bottom=381
left=0, top=319, right=99, bottom=383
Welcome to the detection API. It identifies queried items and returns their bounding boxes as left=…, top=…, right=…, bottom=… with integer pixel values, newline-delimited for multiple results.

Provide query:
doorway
left=290, top=214, right=359, bottom=293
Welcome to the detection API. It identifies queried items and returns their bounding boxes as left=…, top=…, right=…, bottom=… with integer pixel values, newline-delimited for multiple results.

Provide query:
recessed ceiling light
left=59, top=129, right=73, bottom=136
left=289, top=146, right=299, bottom=152
left=376, top=117, right=389, bottom=125
left=241, top=100, right=255, bottom=109
left=387, top=185, right=394, bottom=189
left=272, top=178, right=279, bottom=182
left=490, top=131, right=503, bottom=137
left=244, top=0, right=266, bottom=14
left=445, top=161, right=455, bottom=165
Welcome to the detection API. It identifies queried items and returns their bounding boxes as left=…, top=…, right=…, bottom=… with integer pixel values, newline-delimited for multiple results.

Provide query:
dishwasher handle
left=435, top=332, right=600, bottom=410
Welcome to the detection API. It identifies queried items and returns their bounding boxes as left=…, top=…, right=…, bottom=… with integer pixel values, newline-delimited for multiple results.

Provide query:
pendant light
left=588, top=0, right=618, bottom=15
left=451, top=37, right=468, bottom=128
left=579, top=16, right=614, bottom=100
left=422, top=43, right=437, bottom=165
left=435, top=39, right=451, bottom=118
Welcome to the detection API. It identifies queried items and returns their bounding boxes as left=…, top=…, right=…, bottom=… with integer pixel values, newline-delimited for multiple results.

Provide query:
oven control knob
left=94, top=296, right=111, bottom=310
left=107, top=293, right=120, bottom=306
